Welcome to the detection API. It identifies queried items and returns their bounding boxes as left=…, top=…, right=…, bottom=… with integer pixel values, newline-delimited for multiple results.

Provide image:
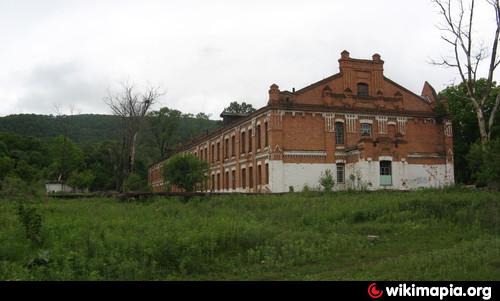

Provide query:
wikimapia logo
left=367, top=283, right=492, bottom=300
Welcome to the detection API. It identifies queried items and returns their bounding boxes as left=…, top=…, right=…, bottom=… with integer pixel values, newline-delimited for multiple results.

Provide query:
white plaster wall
left=403, top=163, right=455, bottom=189
left=268, top=160, right=455, bottom=192
left=269, top=161, right=335, bottom=192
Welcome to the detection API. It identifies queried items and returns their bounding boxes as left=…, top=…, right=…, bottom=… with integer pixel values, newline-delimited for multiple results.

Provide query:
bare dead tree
left=431, top=0, right=500, bottom=143
left=53, top=104, right=79, bottom=184
left=104, top=81, right=163, bottom=190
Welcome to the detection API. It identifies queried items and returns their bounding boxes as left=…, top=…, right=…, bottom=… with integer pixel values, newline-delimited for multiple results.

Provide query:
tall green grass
left=0, top=189, right=498, bottom=280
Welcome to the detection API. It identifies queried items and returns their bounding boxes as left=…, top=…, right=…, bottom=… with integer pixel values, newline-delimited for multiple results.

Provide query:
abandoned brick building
left=148, top=51, right=454, bottom=192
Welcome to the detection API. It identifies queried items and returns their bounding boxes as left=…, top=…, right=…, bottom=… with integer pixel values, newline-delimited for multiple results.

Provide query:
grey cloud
left=14, top=62, right=109, bottom=115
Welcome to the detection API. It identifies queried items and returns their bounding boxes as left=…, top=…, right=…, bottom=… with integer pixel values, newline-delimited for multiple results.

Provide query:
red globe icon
left=368, top=283, right=384, bottom=299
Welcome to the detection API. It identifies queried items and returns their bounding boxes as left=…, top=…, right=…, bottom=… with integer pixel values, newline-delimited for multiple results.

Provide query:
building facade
left=149, top=51, right=454, bottom=192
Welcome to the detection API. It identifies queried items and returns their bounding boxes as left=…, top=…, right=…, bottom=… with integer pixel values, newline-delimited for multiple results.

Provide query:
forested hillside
left=0, top=112, right=221, bottom=193
left=0, top=114, right=220, bottom=145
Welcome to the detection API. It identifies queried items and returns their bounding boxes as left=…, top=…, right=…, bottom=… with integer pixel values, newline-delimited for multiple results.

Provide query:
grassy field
left=0, top=188, right=499, bottom=280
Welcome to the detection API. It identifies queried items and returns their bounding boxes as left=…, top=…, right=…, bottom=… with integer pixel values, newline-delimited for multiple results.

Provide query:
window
left=217, top=142, right=220, bottom=161
left=211, top=144, right=215, bottom=162
left=231, top=136, right=235, bottom=157
left=211, top=174, right=215, bottom=191
left=241, top=132, right=246, bottom=154
left=241, top=168, right=246, bottom=188
left=257, top=165, right=262, bottom=186
left=249, top=166, right=253, bottom=188
left=204, top=147, right=208, bottom=161
left=336, top=163, right=345, bottom=184
left=361, top=123, right=372, bottom=137
left=264, top=122, right=268, bottom=147
left=265, top=163, right=269, bottom=184
left=217, top=173, right=220, bottom=190
left=225, top=171, right=229, bottom=189
left=257, top=124, right=261, bottom=149
left=380, top=161, right=392, bottom=186
left=335, top=122, right=345, bottom=145
left=357, top=83, right=369, bottom=97
left=248, top=129, right=252, bottom=152
left=225, top=138, right=229, bottom=159
left=232, top=170, right=236, bottom=190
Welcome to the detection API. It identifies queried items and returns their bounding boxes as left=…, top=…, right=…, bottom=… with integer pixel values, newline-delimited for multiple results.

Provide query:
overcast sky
left=0, top=0, right=497, bottom=119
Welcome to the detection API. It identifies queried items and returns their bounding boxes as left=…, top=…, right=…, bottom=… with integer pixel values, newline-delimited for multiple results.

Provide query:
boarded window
left=357, top=83, right=369, bottom=97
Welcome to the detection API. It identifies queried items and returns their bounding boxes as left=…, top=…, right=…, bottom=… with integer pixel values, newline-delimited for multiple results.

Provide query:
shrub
left=162, top=153, right=209, bottom=192
left=0, top=176, right=28, bottom=197
left=319, top=169, right=335, bottom=192
left=16, top=204, right=43, bottom=246
left=67, top=170, right=95, bottom=191
left=123, top=173, right=148, bottom=192
left=467, top=139, right=500, bottom=189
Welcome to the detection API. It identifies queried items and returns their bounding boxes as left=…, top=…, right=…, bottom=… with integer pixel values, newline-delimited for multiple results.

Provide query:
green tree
left=123, top=172, right=149, bottom=192
left=223, top=101, right=256, bottom=115
left=67, top=170, right=95, bottom=191
left=195, top=112, right=211, bottom=120
left=148, top=107, right=182, bottom=159
left=467, top=139, right=500, bottom=189
left=162, top=153, right=209, bottom=192
left=47, top=136, right=84, bottom=181
left=0, top=156, right=14, bottom=180
left=431, top=0, right=500, bottom=143
left=14, top=160, right=38, bottom=183
left=440, top=79, right=500, bottom=183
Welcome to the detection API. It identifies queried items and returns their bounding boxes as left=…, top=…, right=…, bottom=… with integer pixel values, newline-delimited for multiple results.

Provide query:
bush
left=67, top=170, right=95, bottom=191
left=123, top=173, right=149, bottom=192
left=0, top=176, right=28, bottom=197
left=467, top=139, right=500, bottom=189
left=319, top=169, right=335, bottom=192
left=162, top=153, right=209, bottom=192
left=16, top=204, right=43, bottom=246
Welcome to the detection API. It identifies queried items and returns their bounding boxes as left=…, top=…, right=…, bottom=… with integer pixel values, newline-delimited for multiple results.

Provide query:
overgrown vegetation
left=439, top=79, right=500, bottom=185
left=162, top=153, right=209, bottom=192
left=0, top=110, right=220, bottom=193
left=0, top=189, right=498, bottom=280
left=319, top=169, right=335, bottom=192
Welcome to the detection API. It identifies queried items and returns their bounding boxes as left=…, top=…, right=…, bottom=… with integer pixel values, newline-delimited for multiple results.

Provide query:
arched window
left=357, top=83, right=369, bottom=97
left=335, top=122, right=345, bottom=145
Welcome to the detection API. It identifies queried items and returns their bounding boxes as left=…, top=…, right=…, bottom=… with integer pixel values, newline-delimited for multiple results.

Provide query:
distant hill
left=0, top=114, right=221, bottom=145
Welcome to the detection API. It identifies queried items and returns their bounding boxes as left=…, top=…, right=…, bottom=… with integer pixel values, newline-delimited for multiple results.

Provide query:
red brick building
left=149, top=51, right=454, bottom=192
